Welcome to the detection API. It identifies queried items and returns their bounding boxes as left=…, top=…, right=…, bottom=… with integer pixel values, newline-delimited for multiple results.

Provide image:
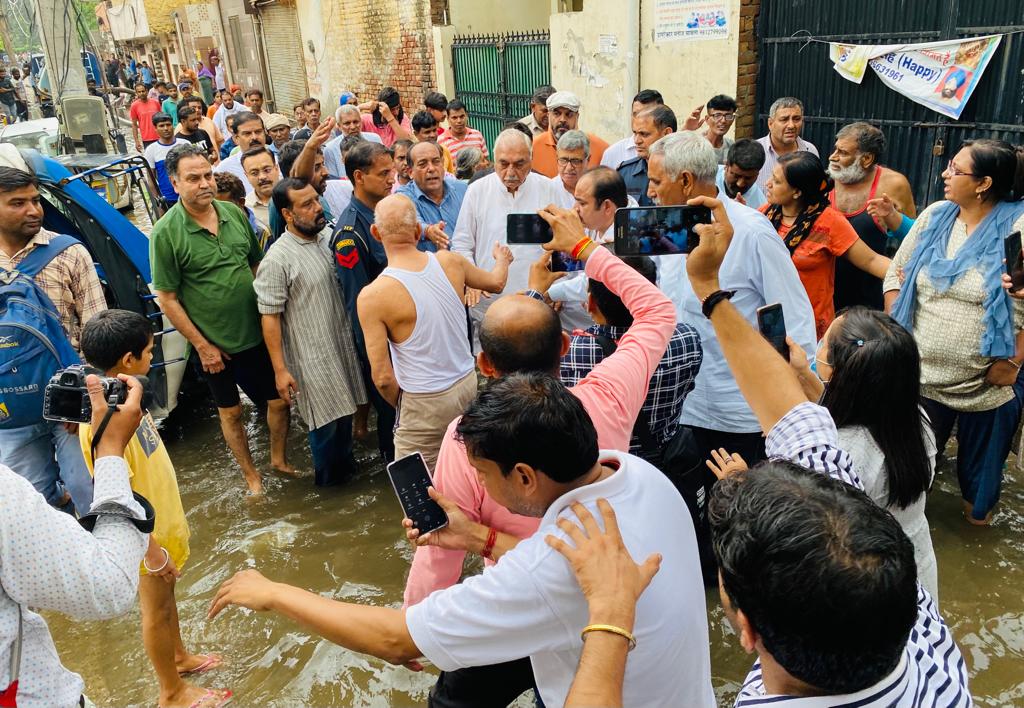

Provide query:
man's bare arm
left=357, top=288, right=400, bottom=407
left=452, top=244, right=513, bottom=294
left=155, top=290, right=226, bottom=374
left=209, top=570, right=421, bottom=665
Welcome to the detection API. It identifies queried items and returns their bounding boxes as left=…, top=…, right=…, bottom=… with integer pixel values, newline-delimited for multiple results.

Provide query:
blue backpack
left=0, top=235, right=83, bottom=429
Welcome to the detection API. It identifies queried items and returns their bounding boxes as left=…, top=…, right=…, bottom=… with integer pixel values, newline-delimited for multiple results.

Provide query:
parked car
left=0, top=144, right=187, bottom=418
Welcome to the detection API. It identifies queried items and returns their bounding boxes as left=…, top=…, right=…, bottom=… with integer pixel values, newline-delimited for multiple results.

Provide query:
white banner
left=654, top=0, right=729, bottom=43
left=829, top=35, right=1001, bottom=120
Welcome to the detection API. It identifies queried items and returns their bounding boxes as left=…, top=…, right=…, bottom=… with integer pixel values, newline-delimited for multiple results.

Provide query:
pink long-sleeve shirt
left=403, top=246, right=677, bottom=606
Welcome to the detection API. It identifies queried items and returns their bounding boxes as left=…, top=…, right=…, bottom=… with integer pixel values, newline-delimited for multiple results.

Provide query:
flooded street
left=44, top=391, right=1024, bottom=707
left=44, top=203, right=1024, bottom=707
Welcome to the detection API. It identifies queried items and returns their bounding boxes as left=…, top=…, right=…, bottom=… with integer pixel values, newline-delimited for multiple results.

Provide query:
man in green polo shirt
left=150, top=143, right=296, bottom=495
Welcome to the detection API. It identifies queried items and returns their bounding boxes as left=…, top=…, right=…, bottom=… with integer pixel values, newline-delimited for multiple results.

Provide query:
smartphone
left=613, top=205, right=712, bottom=256
left=756, top=303, right=789, bottom=359
left=386, top=452, right=448, bottom=535
left=1005, top=231, right=1024, bottom=291
left=507, top=213, right=553, bottom=244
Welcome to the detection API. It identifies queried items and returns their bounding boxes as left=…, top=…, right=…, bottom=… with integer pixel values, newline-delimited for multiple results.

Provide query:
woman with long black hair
left=360, top=86, right=413, bottom=147
left=708, top=306, right=938, bottom=597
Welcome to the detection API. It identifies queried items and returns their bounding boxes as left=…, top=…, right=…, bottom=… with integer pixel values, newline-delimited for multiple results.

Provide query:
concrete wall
left=547, top=0, right=742, bottom=144
left=295, top=0, right=438, bottom=111
left=445, top=0, right=550, bottom=35
left=549, top=5, right=640, bottom=143
left=638, top=0, right=741, bottom=135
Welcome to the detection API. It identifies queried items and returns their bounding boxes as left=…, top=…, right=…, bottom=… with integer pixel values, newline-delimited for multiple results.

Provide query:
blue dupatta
left=890, top=200, right=1024, bottom=358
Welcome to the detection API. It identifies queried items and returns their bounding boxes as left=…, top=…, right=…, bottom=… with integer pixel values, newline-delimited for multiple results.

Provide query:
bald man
left=402, top=204, right=677, bottom=706
left=357, top=195, right=513, bottom=469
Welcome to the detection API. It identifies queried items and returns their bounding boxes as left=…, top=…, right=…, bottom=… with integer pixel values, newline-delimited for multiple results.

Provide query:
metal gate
left=452, top=31, right=551, bottom=154
left=757, top=1, right=1024, bottom=208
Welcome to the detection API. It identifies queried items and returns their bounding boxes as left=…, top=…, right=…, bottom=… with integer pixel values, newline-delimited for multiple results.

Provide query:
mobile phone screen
left=386, top=453, right=448, bottom=535
left=613, top=205, right=712, bottom=256
left=506, top=213, right=553, bottom=244
left=1005, top=231, right=1024, bottom=290
left=757, top=303, right=788, bottom=359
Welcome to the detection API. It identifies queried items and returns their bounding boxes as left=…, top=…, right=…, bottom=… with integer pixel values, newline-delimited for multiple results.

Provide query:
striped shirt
left=439, top=127, right=489, bottom=161
left=560, top=323, right=702, bottom=453
left=253, top=228, right=367, bottom=429
left=755, top=135, right=819, bottom=195
left=736, top=402, right=971, bottom=708
left=0, top=228, right=106, bottom=354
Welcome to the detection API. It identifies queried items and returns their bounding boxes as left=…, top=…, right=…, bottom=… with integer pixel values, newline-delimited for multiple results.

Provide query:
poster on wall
left=829, top=35, right=1001, bottom=120
left=653, top=0, right=729, bottom=43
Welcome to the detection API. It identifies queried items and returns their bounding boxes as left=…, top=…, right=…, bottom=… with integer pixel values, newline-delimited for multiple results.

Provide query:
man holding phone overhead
left=644, top=131, right=816, bottom=584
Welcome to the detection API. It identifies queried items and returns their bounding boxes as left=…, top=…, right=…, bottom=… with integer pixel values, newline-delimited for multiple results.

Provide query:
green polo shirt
left=150, top=199, right=264, bottom=354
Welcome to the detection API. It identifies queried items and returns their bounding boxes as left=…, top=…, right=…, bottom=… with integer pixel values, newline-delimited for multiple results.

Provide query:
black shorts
left=199, top=342, right=280, bottom=409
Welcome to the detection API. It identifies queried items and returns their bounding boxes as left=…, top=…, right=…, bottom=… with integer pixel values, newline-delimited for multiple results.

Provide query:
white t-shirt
left=323, top=179, right=353, bottom=221
left=213, top=151, right=250, bottom=194
left=601, top=136, right=637, bottom=169
left=405, top=450, right=715, bottom=708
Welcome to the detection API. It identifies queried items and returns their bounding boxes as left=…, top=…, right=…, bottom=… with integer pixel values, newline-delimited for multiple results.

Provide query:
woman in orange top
left=762, top=152, right=891, bottom=338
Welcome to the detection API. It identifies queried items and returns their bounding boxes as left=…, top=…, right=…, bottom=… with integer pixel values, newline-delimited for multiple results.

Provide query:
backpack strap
left=10, top=234, right=81, bottom=278
left=589, top=333, right=659, bottom=454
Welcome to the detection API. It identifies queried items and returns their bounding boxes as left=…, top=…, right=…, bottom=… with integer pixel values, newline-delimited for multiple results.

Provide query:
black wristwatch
left=701, top=289, right=736, bottom=319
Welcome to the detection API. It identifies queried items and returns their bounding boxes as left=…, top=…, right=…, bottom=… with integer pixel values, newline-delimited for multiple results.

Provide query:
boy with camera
left=77, top=310, right=230, bottom=708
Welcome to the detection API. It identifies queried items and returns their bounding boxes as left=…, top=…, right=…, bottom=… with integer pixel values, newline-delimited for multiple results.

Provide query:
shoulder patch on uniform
left=336, top=249, right=360, bottom=269
left=335, top=238, right=356, bottom=250
left=341, top=225, right=355, bottom=232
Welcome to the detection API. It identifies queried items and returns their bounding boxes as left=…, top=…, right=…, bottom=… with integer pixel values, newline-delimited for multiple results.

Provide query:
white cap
left=546, top=91, right=581, bottom=112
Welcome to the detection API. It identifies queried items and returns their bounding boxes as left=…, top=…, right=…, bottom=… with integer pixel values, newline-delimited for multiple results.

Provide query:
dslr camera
left=42, top=365, right=132, bottom=424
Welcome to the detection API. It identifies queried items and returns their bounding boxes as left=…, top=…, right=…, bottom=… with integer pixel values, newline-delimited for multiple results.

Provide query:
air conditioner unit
left=60, top=95, right=108, bottom=142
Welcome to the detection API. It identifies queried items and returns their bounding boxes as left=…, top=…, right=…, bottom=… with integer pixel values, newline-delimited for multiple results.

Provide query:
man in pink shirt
left=402, top=204, right=676, bottom=706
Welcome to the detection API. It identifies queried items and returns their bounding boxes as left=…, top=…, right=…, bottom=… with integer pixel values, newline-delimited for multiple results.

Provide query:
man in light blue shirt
left=396, top=141, right=467, bottom=252
left=646, top=131, right=815, bottom=582
left=324, top=104, right=384, bottom=179
left=715, top=138, right=767, bottom=210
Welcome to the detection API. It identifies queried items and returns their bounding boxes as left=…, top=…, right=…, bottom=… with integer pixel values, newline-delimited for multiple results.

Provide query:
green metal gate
left=451, top=31, right=551, bottom=154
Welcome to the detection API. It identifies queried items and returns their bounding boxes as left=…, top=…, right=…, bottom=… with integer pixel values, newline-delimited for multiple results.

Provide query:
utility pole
left=0, top=1, right=18, bottom=67
left=30, top=0, right=88, bottom=98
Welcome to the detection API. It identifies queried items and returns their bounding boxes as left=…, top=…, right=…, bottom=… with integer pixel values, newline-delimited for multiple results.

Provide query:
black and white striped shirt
left=734, top=402, right=972, bottom=708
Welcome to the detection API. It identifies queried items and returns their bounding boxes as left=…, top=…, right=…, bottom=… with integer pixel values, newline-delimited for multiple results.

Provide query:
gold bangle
left=581, top=623, right=637, bottom=651
left=577, top=240, right=597, bottom=259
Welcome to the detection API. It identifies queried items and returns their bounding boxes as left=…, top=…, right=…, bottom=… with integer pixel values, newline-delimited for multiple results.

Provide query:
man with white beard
left=827, top=122, right=916, bottom=311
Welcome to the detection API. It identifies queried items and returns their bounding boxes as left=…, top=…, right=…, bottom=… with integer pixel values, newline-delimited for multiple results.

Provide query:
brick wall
left=734, top=0, right=760, bottom=140
left=317, top=0, right=443, bottom=113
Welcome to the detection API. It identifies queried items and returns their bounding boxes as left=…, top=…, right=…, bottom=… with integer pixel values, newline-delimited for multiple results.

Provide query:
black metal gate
left=757, top=1, right=1024, bottom=208
left=451, top=31, right=551, bottom=155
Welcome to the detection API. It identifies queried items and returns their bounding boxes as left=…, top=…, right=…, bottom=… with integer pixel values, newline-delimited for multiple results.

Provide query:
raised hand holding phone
left=386, top=453, right=448, bottom=535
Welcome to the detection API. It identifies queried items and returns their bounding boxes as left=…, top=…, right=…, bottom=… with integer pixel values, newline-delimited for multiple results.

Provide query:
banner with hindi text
left=829, top=35, right=1001, bottom=120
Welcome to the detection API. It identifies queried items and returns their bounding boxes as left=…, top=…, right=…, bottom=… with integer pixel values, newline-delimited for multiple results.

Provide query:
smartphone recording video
left=613, top=205, right=712, bottom=256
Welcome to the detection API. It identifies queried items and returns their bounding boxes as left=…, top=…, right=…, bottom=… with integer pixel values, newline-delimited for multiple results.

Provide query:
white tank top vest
left=380, top=253, right=475, bottom=393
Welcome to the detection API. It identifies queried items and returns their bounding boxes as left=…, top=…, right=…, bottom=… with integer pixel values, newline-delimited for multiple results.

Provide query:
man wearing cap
left=265, top=114, right=292, bottom=155
left=520, top=85, right=556, bottom=138
left=531, top=91, right=609, bottom=178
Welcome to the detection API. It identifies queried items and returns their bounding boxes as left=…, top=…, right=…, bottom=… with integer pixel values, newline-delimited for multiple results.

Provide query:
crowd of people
left=2, top=69, right=1023, bottom=708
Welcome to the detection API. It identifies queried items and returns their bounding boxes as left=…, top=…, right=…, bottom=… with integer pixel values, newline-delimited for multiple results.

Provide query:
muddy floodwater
left=43, top=390, right=1024, bottom=707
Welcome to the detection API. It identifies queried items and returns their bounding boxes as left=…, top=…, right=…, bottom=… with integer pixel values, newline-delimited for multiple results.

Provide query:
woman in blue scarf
left=884, top=139, right=1024, bottom=525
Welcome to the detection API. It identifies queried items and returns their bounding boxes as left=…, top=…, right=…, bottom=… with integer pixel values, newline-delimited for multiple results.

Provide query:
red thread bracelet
left=570, top=237, right=592, bottom=260
left=481, top=527, right=498, bottom=560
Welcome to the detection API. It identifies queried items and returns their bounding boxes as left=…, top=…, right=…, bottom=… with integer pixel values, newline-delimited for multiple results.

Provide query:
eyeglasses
left=946, top=161, right=979, bottom=178
left=708, top=112, right=735, bottom=122
left=557, top=157, right=585, bottom=167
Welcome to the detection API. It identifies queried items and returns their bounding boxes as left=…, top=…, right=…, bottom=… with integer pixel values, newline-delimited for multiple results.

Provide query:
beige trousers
left=394, top=371, right=478, bottom=471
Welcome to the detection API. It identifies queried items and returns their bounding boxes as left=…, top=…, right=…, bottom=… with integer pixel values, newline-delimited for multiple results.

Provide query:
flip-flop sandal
left=187, top=688, right=233, bottom=708
left=179, top=653, right=223, bottom=676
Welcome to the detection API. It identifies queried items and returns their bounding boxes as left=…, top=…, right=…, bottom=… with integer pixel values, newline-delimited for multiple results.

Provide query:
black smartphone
left=757, top=303, right=789, bottom=359
left=507, top=213, right=553, bottom=244
left=613, top=205, right=712, bottom=256
left=386, top=452, right=448, bottom=535
left=1005, top=231, right=1024, bottom=291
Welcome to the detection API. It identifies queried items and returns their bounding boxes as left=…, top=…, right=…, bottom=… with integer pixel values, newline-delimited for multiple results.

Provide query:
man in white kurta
left=451, top=129, right=560, bottom=344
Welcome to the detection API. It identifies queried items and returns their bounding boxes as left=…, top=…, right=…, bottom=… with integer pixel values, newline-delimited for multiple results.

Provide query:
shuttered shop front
left=261, top=1, right=308, bottom=114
